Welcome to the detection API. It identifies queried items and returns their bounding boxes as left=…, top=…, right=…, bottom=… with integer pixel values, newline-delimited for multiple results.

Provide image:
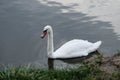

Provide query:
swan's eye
left=43, top=30, right=47, bottom=32
left=41, top=30, right=47, bottom=38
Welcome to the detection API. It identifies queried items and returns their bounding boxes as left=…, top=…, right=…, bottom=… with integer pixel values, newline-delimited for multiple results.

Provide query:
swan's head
left=41, top=25, right=52, bottom=38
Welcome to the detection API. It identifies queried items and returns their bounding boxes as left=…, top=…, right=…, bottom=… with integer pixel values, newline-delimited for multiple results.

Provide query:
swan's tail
left=88, top=41, right=102, bottom=53
left=94, top=41, right=102, bottom=49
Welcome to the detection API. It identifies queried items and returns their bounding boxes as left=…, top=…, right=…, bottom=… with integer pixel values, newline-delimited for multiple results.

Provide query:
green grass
left=0, top=62, right=120, bottom=80
left=1, top=52, right=120, bottom=80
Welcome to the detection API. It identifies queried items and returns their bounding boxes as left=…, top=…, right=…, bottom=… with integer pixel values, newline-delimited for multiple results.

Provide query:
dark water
left=0, top=0, right=120, bottom=68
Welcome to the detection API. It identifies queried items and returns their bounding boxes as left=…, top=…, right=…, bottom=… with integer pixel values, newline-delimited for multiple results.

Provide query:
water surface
left=0, top=0, right=120, bottom=68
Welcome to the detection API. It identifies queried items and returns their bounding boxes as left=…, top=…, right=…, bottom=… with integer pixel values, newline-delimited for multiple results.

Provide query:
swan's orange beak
left=41, top=30, right=47, bottom=38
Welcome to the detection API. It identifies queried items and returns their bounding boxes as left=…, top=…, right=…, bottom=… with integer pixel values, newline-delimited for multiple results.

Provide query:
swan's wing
left=52, top=39, right=100, bottom=58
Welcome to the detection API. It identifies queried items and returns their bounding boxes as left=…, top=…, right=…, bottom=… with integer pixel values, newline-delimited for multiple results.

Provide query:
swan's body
left=53, top=39, right=101, bottom=58
left=41, top=25, right=102, bottom=59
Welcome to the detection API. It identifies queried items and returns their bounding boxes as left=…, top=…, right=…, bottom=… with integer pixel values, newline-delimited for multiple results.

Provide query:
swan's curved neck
left=47, top=27, right=54, bottom=57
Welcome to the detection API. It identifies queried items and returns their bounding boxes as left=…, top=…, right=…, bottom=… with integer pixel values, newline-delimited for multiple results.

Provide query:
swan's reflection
left=48, top=50, right=101, bottom=70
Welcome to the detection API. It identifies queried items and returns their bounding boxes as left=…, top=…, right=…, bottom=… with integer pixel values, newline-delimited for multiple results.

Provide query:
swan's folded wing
left=52, top=39, right=95, bottom=58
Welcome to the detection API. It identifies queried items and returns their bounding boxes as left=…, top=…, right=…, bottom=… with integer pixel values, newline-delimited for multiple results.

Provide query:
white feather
left=52, top=39, right=102, bottom=58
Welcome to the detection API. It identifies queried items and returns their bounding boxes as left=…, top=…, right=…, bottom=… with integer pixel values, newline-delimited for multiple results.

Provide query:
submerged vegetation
left=0, top=52, right=120, bottom=80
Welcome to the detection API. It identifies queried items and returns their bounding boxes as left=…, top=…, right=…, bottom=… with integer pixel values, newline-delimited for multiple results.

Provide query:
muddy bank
left=85, top=52, right=120, bottom=74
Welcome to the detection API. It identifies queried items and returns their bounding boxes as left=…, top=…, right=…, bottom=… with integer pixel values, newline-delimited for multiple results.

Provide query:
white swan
left=41, top=25, right=102, bottom=59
